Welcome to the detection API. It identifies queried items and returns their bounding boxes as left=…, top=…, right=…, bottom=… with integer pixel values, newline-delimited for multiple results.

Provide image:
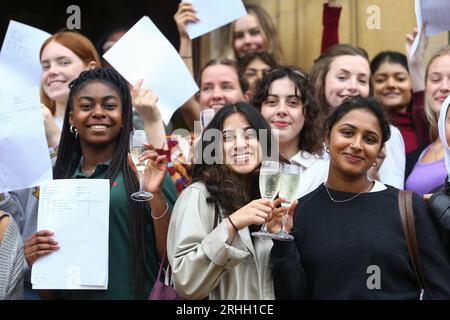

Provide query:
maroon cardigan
left=321, top=4, right=341, bottom=53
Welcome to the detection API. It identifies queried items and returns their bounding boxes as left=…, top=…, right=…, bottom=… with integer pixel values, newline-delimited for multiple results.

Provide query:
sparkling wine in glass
left=130, top=130, right=153, bottom=201
left=200, top=108, right=216, bottom=131
left=251, top=160, right=282, bottom=239
left=272, top=164, right=300, bottom=241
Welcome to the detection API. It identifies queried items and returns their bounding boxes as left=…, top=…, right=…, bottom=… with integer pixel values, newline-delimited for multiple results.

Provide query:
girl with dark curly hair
left=252, top=65, right=329, bottom=198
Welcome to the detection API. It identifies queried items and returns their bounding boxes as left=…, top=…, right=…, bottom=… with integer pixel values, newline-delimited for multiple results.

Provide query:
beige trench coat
left=167, top=182, right=275, bottom=300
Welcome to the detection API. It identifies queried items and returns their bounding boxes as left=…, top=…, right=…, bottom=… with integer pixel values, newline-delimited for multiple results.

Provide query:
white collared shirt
left=290, top=150, right=329, bottom=199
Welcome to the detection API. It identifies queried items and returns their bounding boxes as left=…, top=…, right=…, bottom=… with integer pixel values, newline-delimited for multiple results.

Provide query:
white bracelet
left=151, top=201, right=169, bottom=221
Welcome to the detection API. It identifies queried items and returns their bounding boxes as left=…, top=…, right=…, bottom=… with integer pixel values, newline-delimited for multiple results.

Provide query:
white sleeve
left=379, top=125, right=405, bottom=189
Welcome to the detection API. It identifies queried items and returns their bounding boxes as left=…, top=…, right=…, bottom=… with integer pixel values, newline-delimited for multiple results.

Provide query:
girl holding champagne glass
left=23, top=68, right=177, bottom=299
left=167, top=102, right=294, bottom=300
left=271, top=96, right=450, bottom=299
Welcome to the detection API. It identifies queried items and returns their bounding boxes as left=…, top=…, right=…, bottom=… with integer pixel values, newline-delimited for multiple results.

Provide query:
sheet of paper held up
left=0, top=86, right=52, bottom=193
left=410, top=0, right=450, bottom=58
left=32, top=179, right=110, bottom=290
left=183, top=0, right=247, bottom=39
left=0, top=20, right=51, bottom=87
left=103, top=16, right=199, bottom=124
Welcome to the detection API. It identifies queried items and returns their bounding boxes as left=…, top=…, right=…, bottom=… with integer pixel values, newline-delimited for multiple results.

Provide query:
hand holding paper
left=174, top=1, right=199, bottom=39
left=183, top=0, right=247, bottom=39
left=31, top=179, right=110, bottom=290
left=103, top=16, right=198, bottom=124
left=410, top=0, right=450, bottom=58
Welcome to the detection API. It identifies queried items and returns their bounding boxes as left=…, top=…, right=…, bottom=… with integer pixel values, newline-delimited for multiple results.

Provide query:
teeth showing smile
left=48, top=80, right=65, bottom=87
left=90, top=125, right=108, bottom=129
left=233, top=154, right=251, bottom=163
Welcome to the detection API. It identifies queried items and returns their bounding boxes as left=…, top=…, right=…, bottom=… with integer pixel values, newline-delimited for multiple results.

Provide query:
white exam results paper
left=0, top=21, right=52, bottom=193
left=410, top=0, right=450, bottom=57
left=183, top=0, right=247, bottom=39
left=103, top=16, right=198, bottom=124
left=0, top=20, right=51, bottom=87
left=0, top=86, right=52, bottom=193
left=32, top=179, right=110, bottom=289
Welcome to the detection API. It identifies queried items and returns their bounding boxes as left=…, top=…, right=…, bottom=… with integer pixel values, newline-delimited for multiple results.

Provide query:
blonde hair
left=226, top=4, right=283, bottom=62
left=424, top=45, right=450, bottom=133
left=40, top=31, right=101, bottom=115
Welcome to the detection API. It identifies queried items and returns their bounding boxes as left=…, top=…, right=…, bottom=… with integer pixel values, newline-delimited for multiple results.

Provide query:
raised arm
left=321, top=0, right=342, bottom=53
left=406, top=24, right=428, bottom=92
left=134, top=147, right=172, bottom=259
left=173, top=2, right=201, bottom=130
left=131, top=80, right=167, bottom=149
left=174, top=1, right=198, bottom=75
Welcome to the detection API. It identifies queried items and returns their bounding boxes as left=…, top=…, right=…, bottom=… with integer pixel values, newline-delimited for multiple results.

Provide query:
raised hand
left=24, top=230, right=59, bottom=268
left=131, top=80, right=161, bottom=123
left=228, top=198, right=275, bottom=230
left=228, top=197, right=289, bottom=231
left=405, top=23, right=428, bottom=92
left=174, top=1, right=199, bottom=38
left=327, top=0, right=341, bottom=7
left=267, top=199, right=298, bottom=234
left=128, top=144, right=167, bottom=194
left=41, top=104, right=61, bottom=148
left=405, top=23, right=429, bottom=63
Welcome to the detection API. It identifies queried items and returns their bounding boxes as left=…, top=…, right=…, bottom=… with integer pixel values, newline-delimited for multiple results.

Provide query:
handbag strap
left=157, top=203, right=220, bottom=283
left=156, top=251, right=167, bottom=280
left=398, top=190, right=425, bottom=293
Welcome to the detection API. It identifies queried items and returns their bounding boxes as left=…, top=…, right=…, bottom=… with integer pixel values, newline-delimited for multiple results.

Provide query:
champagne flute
left=200, top=108, right=216, bottom=131
left=272, top=164, right=300, bottom=241
left=251, top=160, right=282, bottom=239
left=130, top=130, right=153, bottom=201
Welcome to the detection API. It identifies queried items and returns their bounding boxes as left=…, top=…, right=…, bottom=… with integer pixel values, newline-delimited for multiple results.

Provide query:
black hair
left=251, top=65, right=324, bottom=155
left=370, top=51, right=409, bottom=75
left=54, top=67, right=151, bottom=299
left=238, top=51, right=278, bottom=73
left=191, top=102, right=275, bottom=216
left=324, top=96, right=391, bottom=146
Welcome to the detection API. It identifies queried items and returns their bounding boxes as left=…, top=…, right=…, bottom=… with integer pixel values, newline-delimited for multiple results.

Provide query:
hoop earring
left=326, top=147, right=330, bottom=153
left=69, top=124, right=77, bottom=134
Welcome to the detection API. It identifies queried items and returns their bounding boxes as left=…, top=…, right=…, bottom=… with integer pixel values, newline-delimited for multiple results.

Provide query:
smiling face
left=222, top=112, right=262, bottom=177
left=260, top=77, right=304, bottom=148
left=325, top=55, right=370, bottom=108
left=41, top=41, right=92, bottom=105
left=244, top=57, right=271, bottom=94
left=426, top=54, right=450, bottom=114
left=327, top=108, right=382, bottom=178
left=198, top=64, right=245, bottom=111
left=232, top=14, right=267, bottom=58
left=372, top=62, right=412, bottom=112
left=69, top=81, right=123, bottom=150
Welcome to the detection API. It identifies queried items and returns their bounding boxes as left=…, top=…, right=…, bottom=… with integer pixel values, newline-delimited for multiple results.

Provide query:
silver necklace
left=324, top=182, right=372, bottom=203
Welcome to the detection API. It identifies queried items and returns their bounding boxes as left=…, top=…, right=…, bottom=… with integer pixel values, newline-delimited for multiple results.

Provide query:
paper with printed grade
left=183, top=0, right=247, bottom=39
left=0, top=20, right=51, bottom=88
left=32, top=179, right=110, bottom=290
left=0, top=85, right=52, bottom=193
left=103, top=16, right=198, bottom=124
left=410, top=0, right=450, bottom=58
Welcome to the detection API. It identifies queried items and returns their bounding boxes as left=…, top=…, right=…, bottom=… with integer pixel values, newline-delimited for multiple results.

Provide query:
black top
left=271, top=184, right=450, bottom=300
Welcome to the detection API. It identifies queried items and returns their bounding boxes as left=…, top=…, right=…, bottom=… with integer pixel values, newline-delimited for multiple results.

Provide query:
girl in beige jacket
left=167, top=102, right=291, bottom=300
